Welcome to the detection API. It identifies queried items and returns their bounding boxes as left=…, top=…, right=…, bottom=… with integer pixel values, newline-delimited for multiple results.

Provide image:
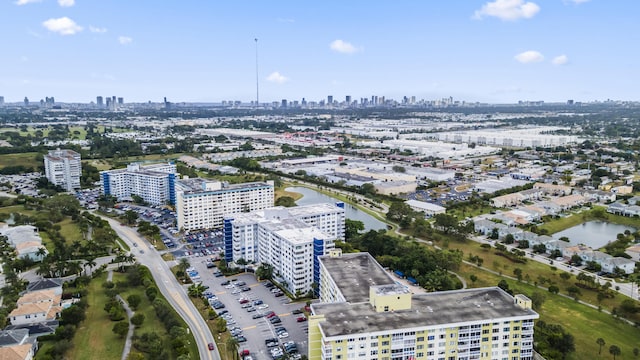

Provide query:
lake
left=552, top=221, right=636, bottom=248
left=285, top=186, right=388, bottom=231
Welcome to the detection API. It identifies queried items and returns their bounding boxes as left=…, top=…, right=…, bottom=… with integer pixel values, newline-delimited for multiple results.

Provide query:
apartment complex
left=43, top=149, right=81, bottom=192
left=176, top=178, right=274, bottom=231
left=100, top=162, right=177, bottom=206
left=310, top=251, right=539, bottom=360
left=224, top=203, right=345, bottom=295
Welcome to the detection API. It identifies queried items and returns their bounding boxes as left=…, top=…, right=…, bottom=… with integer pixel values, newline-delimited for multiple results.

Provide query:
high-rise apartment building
left=327, top=95, right=333, bottom=106
left=175, top=178, right=274, bottom=231
left=0, top=96, right=4, bottom=106
left=100, top=162, right=177, bottom=205
left=224, top=203, right=344, bottom=295
left=96, top=96, right=104, bottom=107
left=44, top=149, right=82, bottom=192
left=309, top=251, right=539, bottom=360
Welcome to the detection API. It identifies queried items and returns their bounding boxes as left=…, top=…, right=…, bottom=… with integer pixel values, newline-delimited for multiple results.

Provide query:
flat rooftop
left=319, top=253, right=395, bottom=303
left=288, top=203, right=344, bottom=217
left=177, top=178, right=272, bottom=194
left=313, top=287, right=539, bottom=338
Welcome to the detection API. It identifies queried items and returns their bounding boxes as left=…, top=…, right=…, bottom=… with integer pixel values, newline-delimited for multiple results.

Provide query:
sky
left=1, top=0, right=639, bottom=104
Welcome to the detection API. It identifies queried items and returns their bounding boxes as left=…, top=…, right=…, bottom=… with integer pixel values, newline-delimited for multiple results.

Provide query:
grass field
left=63, top=273, right=125, bottom=360
left=83, top=159, right=113, bottom=171
left=0, top=205, right=37, bottom=217
left=456, top=263, right=640, bottom=360
left=0, top=152, right=41, bottom=170
left=58, top=218, right=84, bottom=245
left=440, top=238, right=625, bottom=313
left=275, top=187, right=303, bottom=201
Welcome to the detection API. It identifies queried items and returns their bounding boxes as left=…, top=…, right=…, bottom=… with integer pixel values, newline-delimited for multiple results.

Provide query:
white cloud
left=42, top=17, right=83, bottom=35
left=474, top=0, right=540, bottom=21
left=514, top=50, right=544, bottom=63
left=58, top=0, right=74, bottom=7
left=552, top=55, right=569, bottom=65
left=89, top=26, right=107, bottom=33
left=329, top=39, right=361, bottom=54
left=266, top=71, right=289, bottom=84
left=118, top=36, right=133, bottom=45
left=15, top=0, right=41, bottom=5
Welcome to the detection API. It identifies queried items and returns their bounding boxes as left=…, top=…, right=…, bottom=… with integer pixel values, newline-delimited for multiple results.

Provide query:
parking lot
left=190, top=260, right=309, bottom=360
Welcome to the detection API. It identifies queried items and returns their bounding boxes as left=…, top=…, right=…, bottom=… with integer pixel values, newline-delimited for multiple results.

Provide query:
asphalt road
left=97, top=214, right=219, bottom=360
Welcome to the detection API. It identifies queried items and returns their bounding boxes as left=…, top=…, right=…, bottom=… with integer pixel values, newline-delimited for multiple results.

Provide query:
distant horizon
left=2, top=1, right=639, bottom=103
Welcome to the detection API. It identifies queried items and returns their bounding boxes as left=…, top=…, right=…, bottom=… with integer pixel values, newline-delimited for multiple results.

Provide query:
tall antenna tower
left=255, top=38, right=259, bottom=108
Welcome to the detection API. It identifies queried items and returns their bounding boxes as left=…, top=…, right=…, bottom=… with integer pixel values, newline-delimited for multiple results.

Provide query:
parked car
left=296, top=316, right=307, bottom=322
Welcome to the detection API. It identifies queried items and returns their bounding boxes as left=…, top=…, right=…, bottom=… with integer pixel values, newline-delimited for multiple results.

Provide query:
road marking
left=242, top=325, right=257, bottom=331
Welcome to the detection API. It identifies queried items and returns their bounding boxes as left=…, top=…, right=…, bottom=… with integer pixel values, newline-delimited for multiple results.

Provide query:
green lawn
left=83, top=159, right=113, bottom=171
left=456, top=263, right=640, bottom=360
left=441, top=239, right=625, bottom=313
left=0, top=205, right=37, bottom=217
left=58, top=218, right=84, bottom=245
left=62, top=273, right=125, bottom=360
left=0, top=152, right=41, bottom=170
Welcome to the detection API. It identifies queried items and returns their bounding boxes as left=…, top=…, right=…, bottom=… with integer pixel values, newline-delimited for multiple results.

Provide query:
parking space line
left=242, top=325, right=257, bottom=331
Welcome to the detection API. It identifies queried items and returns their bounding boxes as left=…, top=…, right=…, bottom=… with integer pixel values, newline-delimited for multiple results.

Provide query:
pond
left=552, top=221, right=636, bottom=249
left=285, top=186, right=388, bottom=231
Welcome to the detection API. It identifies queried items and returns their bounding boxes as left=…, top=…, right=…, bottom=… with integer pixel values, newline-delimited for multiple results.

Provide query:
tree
left=513, top=268, right=523, bottom=282
left=469, top=274, right=478, bottom=284
left=275, top=196, right=296, bottom=207
left=517, top=240, right=529, bottom=249
left=548, top=285, right=560, bottom=294
left=633, top=347, right=639, bottom=357
left=596, top=338, right=606, bottom=355
left=504, top=234, right=515, bottom=244
left=178, top=258, right=190, bottom=273
left=345, top=219, right=365, bottom=241
left=609, top=345, right=621, bottom=360
left=131, top=313, right=145, bottom=327
left=433, top=213, right=459, bottom=234
left=123, top=210, right=139, bottom=225
left=570, top=254, right=583, bottom=266
left=226, top=337, right=240, bottom=360
left=126, top=294, right=142, bottom=310
left=112, top=321, right=129, bottom=338
left=386, top=202, right=413, bottom=223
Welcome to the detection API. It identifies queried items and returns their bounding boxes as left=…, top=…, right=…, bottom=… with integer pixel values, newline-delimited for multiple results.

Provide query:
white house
left=405, top=200, right=446, bottom=217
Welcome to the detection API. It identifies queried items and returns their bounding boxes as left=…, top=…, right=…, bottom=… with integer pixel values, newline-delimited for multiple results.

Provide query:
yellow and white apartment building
left=310, top=251, right=539, bottom=360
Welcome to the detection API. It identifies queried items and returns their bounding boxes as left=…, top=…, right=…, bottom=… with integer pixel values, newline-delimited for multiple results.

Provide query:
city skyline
left=1, top=0, right=639, bottom=103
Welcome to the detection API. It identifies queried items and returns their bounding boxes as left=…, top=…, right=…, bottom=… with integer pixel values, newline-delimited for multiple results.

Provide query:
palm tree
left=609, top=345, right=621, bottom=360
left=226, top=337, right=239, bottom=360
left=36, top=247, right=47, bottom=261
left=596, top=338, right=605, bottom=355
left=187, top=284, right=205, bottom=298
left=84, top=257, right=97, bottom=276
left=178, top=258, right=190, bottom=272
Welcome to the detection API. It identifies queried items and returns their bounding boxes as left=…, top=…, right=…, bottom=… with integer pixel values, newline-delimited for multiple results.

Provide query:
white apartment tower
left=175, top=178, right=274, bottom=231
left=43, top=149, right=81, bottom=192
left=100, top=162, right=177, bottom=205
left=224, top=203, right=345, bottom=295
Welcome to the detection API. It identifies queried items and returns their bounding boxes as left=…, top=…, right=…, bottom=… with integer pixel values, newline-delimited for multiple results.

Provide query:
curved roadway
left=98, top=214, right=220, bottom=360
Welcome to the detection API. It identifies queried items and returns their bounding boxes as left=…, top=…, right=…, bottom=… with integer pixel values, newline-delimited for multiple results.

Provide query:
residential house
left=545, top=239, right=572, bottom=255
left=490, top=193, right=524, bottom=208
left=579, top=189, right=616, bottom=203
left=0, top=344, right=33, bottom=360
left=533, top=182, right=573, bottom=196
left=625, top=244, right=640, bottom=262
left=9, top=290, right=62, bottom=326
left=551, top=194, right=587, bottom=211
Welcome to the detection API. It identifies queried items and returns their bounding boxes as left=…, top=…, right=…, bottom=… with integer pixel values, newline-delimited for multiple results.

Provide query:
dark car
left=292, top=309, right=303, bottom=315
left=236, top=336, right=247, bottom=343
left=221, top=280, right=230, bottom=285
left=270, top=317, right=282, bottom=324
left=208, top=343, right=215, bottom=351
left=274, top=292, right=284, bottom=297
left=253, top=300, right=263, bottom=305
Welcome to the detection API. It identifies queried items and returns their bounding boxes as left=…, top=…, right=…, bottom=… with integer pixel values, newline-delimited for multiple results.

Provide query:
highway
left=97, top=214, right=220, bottom=360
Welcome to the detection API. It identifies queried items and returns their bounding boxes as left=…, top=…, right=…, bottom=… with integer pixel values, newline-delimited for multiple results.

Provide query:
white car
left=278, top=332, right=289, bottom=339
left=257, top=304, right=269, bottom=309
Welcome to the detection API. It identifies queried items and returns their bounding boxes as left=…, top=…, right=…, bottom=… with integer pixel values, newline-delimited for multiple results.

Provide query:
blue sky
left=1, top=0, right=638, bottom=104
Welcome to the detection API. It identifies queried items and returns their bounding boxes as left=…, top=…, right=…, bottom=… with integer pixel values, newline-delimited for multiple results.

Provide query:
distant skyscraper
left=23, top=97, right=29, bottom=107
left=345, top=95, right=351, bottom=105
left=567, top=100, right=574, bottom=105
left=96, top=96, right=104, bottom=107
left=281, top=99, right=288, bottom=108
left=117, top=97, right=123, bottom=105
left=301, top=98, right=307, bottom=106
left=0, top=96, right=4, bottom=106
left=327, top=95, right=333, bottom=106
